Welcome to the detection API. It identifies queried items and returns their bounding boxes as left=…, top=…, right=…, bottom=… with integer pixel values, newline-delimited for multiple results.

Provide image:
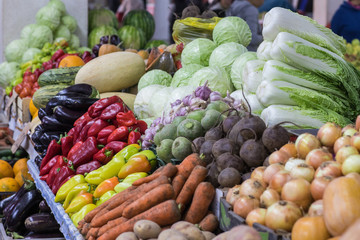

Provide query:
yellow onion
left=317, top=122, right=342, bottom=147
left=260, top=189, right=280, bottom=208
left=246, top=208, right=267, bottom=227
left=315, top=161, right=342, bottom=179
left=290, top=163, right=315, bottom=182
left=281, top=178, right=313, bottom=211
left=263, top=163, right=284, bottom=184
left=334, top=136, right=351, bottom=154
left=335, top=145, right=358, bottom=164
left=308, top=200, right=324, bottom=217
left=342, top=154, right=360, bottom=175
left=310, top=176, right=334, bottom=200
left=295, top=133, right=321, bottom=159
left=265, top=201, right=303, bottom=232
left=240, top=179, right=266, bottom=199
left=305, top=148, right=333, bottom=169
left=269, top=150, right=291, bottom=165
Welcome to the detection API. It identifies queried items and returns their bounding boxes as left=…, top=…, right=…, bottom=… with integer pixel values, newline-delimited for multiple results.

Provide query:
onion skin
left=292, top=216, right=330, bottom=240
left=350, top=132, right=360, bottom=151
left=342, top=154, right=360, bottom=175
left=334, top=136, right=351, bottom=154
left=269, top=170, right=292, bottom=193
left=295, top=133, right=321, bottom=159
left=284, top=158, right=305, bottom=172
left=265, top=200, right=303, bottom=232
left=246, top=208, right=266, bottom=227
left=263, top=163, right=284, bottom=184
left=226, top=185, right=242, bottom=207
left=308, top=200, right=324, bottom=217
left=317, top=122, right=342, bottom=147
left=280, top=142, right=297, bottom=158
left=310, top=176, right=334, bottom=200
left=305, top=148, right=333, bottom=169
left=250, top=166, right=267, bottom=185
left=290, top=163, right=315, bottom=182
left=260, top=189, right=280, bottom=208
left=240, top=179, right=266, bottom=199
left=315, top=161, right=342, bottom=179
left=335, top=145, right=358, bottom=164
left=233, top=195, right=260, bottom=219
left=269, top=150, right=290, bottom=165
left=342, top=127, right=358, bottom=137
left=281, top=178, right=313, bottom=211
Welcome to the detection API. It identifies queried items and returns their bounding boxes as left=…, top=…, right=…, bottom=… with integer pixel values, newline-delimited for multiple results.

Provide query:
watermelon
left=145, top=40, right=168, bottom=49
left=123, top=10, right=155, bottom=41
left=118, top=25, right=147, bottom=50
left=88, top=8, right=119, bottom=32
left=88, top=25, right=118, bottom=48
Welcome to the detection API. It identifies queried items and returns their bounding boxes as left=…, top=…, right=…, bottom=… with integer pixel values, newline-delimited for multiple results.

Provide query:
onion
left=334, top=136, right=351, bottom=154
left=233, top=195, right=260, bottom=218
left=250, top=166, right=266, bottom=184
left=290, top=163, right=315, bottom=182
left=280, top=142, right=297, bottom=158
left=260, top=188, right=280, bottom=208
left=335, top=145, right=358, bottom=164
left=226, top=185, right=242, bottom=207
left=263, top=163, right=285, bottom=184
left=265, top=201, right=303, bottom=232
left=295, top=133, right=321, bottom=159
left=310, top=176, right=334, bottom=200
left=317, top=122, right=342, bottom=147
left=281, top=178, right=313, bottom=211
left=356, top=115, right=360, bottom=131
left=269, top=170, right=292, bottom=193
left=308, top=199, right=324, bottom=217
left=342, top=124, right=358, bottom=137
left=269, top=150, right=291, bottom=165
left=246, top=208, right=267, bottom=227
left=305, top=148, right=333, bottom=169
left=351, top=132, right=360, bottom=151
left=345, top=172, right=360, bottom=185
left=240, top=179, right=266, bottom=199
left=342, top=154, right=360, bottom=175
left=315, top=161, right=342, bottom=178
left=284, top=158, right=305, bottom=172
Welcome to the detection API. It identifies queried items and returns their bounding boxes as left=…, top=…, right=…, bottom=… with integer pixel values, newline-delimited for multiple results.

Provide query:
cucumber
left=38, top=67, right=81, bottom=87
left=32, top=84, right=70, bottom=109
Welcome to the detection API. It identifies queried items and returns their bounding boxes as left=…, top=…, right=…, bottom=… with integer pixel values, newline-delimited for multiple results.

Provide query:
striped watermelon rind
left=118, top=25, right=147, bottom=50
left=123, top=10, right=155, bottom=41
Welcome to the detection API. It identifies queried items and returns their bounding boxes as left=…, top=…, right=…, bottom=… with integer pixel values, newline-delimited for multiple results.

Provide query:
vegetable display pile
left=344, top=38, right=360, bottom=71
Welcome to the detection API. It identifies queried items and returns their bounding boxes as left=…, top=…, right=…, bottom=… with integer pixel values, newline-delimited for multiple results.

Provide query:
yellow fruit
left=29, top=99, right=38, bottom=117
left=15, top=169, right=33, bottom=187
left=0, top=160, right=14, bottom=178
left=0, top=177, right=20, bottom=192
left=13, top=158, right=28, bottom=176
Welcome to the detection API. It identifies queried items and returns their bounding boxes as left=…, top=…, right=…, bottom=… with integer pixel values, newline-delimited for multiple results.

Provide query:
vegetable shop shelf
left=27, top=158, right=84, bottom=240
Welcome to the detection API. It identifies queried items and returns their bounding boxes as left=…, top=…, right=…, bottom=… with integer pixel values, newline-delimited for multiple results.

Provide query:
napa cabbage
left=230, top=52, right=257, bottom=90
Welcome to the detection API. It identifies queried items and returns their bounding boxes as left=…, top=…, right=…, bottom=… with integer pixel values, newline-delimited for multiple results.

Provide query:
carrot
left=184, top=182, right=215, bottom=224
left=122, top=184, right=175, bottom=219
left=132, top=163, right=178, bottom=186
left=81, top=222, right=91, bottom=235
left=86, top=227, right=99, bottom=239
left=91, top=199, right=132, bottom=227
left=176, top=153, right=207, bottom=178
left=87, top=236, right=95, bottom=240
left=198, top=212, right=219, bottom=232
left=98, top=200, right=181, bottom=240
left=172, top=174, right=186, bottom=198
left=176, top=165, right=208, bottom=212
left=77, top=219, right=85, bottom=230
left=97, top=217, right=128, bottom=237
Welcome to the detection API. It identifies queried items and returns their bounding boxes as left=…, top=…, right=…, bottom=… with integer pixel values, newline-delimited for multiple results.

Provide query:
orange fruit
left=15, top=169, right=33, bottom=187
left=0, top=160, right=14, bottom=178
left=59, top=55, right=85, bottom=68
left=13, top=158, right=28, bottom=176
left=29, top=99, right=38, bottom=117
left=0, top=177, right=20, bottom=192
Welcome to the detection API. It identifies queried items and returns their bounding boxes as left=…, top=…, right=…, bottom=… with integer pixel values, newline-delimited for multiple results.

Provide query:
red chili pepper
left=78, top=118, right=96, bottom=142
left=74, top=112, right=92, bottom=127
left=105, top=141, right=128, bottom=153
left=67, top=141, right=83, bottom=161
left=116, top=111, right=137, bottom=127
left=46, top=156, right=68, bottom=188
left=40, top=155, right=62, bottom=176
left=88, top=96, right=122, bottom=118
left=107, top=126, right=129, bottom=143
left=87, top=118, right=110, bottom=138
left=40, top=139, right=62, bottom=170
left=133, top=120, right=148, bottom=134
left=100, top=102, right=125, bottom=120
left=96, top=125, right=116, bottom=145
left=76, top=160, right=102, bottom=175
left=40, top=174, right=48, bottom=182
left=92, top=147, right=114, bottom=164
left=61, top=134, right=74, bottom=158
left=68, top=128, right=75, bottom=137
left=51, top=166, right=76, bottom=194
left=128, top=130, right=142, bottom=145
left=69, top=137, right=100, bottom=168
left=51, top=49, right=65, bottom=62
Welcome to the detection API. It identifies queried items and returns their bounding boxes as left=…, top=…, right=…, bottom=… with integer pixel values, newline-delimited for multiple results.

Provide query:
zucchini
left=38, top=66, right=81, bottom=87
left=32, top=85, right=69, bottom=109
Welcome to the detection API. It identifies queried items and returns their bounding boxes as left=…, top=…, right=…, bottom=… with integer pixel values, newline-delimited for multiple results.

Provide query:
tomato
left=22, top=75, right=31, bottom=84
left=14, top=84, right=23, bottom=94
left=22, top=82, right=33, bottom=90
left=19, top=87, right=31, bottom=98
left=33, top=81, right=39, bottom=88
left=31, top=88, right=37, bottom=96
left=23, top=71, right=32, bottom=77
left=29, top=75, right=37, bottom=83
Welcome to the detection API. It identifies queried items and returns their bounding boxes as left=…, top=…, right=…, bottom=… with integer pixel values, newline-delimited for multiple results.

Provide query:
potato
left=213, top=232, right=228, bottom=240
left=158, top=229, right=187, bottom=240
left=116, top=231, right=138, bottom=240
left=171, top=221, right=206, bottom=240
left=133, top=220, right=161, bottom=239
left=202, top=231, right=216, bottom=240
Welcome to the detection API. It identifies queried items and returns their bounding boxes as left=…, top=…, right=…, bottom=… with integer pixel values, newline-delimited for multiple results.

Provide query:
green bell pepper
left=95, top=190, right=116, bottom=206
left=71, top=204, right=96, bottom=227
left=55, top=175, right=86, bottom=203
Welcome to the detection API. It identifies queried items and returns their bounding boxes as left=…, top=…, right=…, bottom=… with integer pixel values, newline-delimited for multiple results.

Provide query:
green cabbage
left=171, top=64, right=203, bottom=87
left=68, top=35, right=80, bottom=49
left=5, top=39, right=28, bottom=63
left=54, top=25, right=71, bottom=41
left=138, top=70, right=172, bottom=91
left=149, top=87, right=174, bottom=118
left=181, top=38, right=216, bottom=66
left=190, top=66, right=234, bottom=96
left=212, top=17, right=252, bottom=47
left=88, top=25, right=118, bottom=48
left=134, top=85, right=167, bottom=119
left=22, top=48, right=41, bottom=63
left=36, top=5, right=61, bottom=31
left=47, top=0, right=66, bottom=15
left=20, top=24, right=37, bottom=40
left=28, top=25, right=53, bottom=49
left=61, top=15, right=77, bottom=33
left=230, top=51, right=257, bottom=90
left=209, top=42, right=248, bottom=76
left=0, top=62, right=19, bottom=88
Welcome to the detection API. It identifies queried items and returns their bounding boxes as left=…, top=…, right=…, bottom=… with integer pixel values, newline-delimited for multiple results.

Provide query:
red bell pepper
left=67, top=128, right=75, bottom=137
left=74, top=112, right=92, bottom=127
left=107, top=126, right=129, bottom=143
left=97, top=125, right=116, bottom=145
left=40, top=174, right=48, bottom=182
left=51, top=166, right=75, bottom=194
left=78, top=118, right=97, bottom=142
left=133, top=120, right=148, bottom=134
left=40, top=155, right=62, bottom=176
left=61, top=134, right=74, bottom=158
left=105, top=141, right=128, bottom=153
left=88, top=96, right=122, bottom=118
left=128, top=130, right=141, bottom=145
left=92, top=147, right=114, bottom=164
left=69, top=137, right=100, bottom=168
left=67, top=141, right=83, bottom=161
left=51, top=49, right=65, bottom=62
left=76, top=160, right=102, bottom=175
left=100, top=102, right=125, bottom=120
left=39, top=139, right=62, bottom=170
left=87, top=118, right=110, bottom=137
left=116, top=111, right=137, bottom=127
left=46, top=156, right=67, bottom=187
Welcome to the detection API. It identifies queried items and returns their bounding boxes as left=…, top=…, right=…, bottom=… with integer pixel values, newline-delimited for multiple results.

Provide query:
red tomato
left=14, top=84, right=23, bottom=94
left=23, top=70, right=32, bottom=77
left=33, top=81, right=39, bottom=88
left=19, top=87, right=31, bottom=98
left=29, top=74, right=37, bottom=83
left=22, top=82, right=33, bottom=90
left=31, top=88, right=37, bottom=96
left=23, top=75, right=31, bottom=84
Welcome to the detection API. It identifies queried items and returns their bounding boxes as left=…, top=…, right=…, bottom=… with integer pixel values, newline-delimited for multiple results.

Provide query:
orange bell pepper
left=65, top=192, right=93, bottom=214
left=93, top=176, right=119, bottom=198
left=117, top=154, right=151, bottom=179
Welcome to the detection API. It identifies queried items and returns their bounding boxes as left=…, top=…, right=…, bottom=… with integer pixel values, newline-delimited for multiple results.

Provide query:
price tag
left=11, top=122, right=32, bottom=154
left=5, top=92, right=18, bottom=118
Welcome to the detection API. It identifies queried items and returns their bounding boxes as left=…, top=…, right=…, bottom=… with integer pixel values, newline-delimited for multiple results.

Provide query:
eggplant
left=0, top=193, right=16, bottom=214
left=47, top=96, right=98, bottom=111
left=31, top=125, right=45, bottom=145
left=25, top=213, right=60, bottom=233
left=39, top=200, right=51, bottom=213
left=38, top=108, right=48, bottom=120
left=57, top=83, right=96, bottom=96
left=3, top=184, right=28, bottom=217
left=54, top=106, right=86, bottom=124
left=25, top=231, right=64, bottom=238
left=41, top=115, right=73, bottom=132
left=39, top=131, right=63, bottom=146
left=34, top=155, right=43, bottom=169
left=6, top=190, right=42, bottom=232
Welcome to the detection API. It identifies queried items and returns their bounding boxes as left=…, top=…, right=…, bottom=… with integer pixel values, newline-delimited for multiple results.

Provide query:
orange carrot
left=122, top=184, right=175, bottom=219
left=176, top=153, right=206, bottom=178
left=77, top=219, right=85, bottom=230
left=198, top=212, right=219, bottom=232
left=91, top=199, right=132, bottom=227
left=184, top=182, right=215, bottom=224
left=176, top=165, right=208, bottom=212
left=98, top=200, right=181, bottom=240
left=172, top=174, right=187, bottom=198
left=132, top=163, right=178, bottom=186
left=97, top=217, right=128, bottom=237
left=86, top=227, right=99, bottom=239
left=81, top=222, right=91, bottom=235
left=87, top=236, right=95, bottom=240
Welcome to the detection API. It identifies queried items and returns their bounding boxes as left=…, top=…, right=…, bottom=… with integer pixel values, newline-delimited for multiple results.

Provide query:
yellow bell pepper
left=55, top=175, right=86, bottom=203
left=63, top=183, right=96, bottom=210
left=65, top=192, right=94, bottom=214
left=99, top=155, right=125, bottom=180
left=114, top=182, right=132, bottom=193
left=71, top=204, right=96, bottom=227
left=131, top=150, right=157, bottom=169
left=85, top=166, right=106, bottom=185
left=118, top=154, right=151, bottom=179
left=95, top=190, right=116, bottom=206
left=114, top=172, right=148, bottom=193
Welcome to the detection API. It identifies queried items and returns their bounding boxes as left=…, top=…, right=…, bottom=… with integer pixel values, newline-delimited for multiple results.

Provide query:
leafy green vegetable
left=134, top=85, right=167, bottom=119
left=28, top=24, right=53, bottom=49
left=22, top=48, right=41, bottom=63
left=5, top=39, right=28, bottom=63
left=138, top=70, right=172, bottom=92
left=61, top=15, right=77, bottom=33
left=243, top=60, right=265, bottom=94
left=171, top=64, right=203, bottom=87
left=149, top=87, right=174, bottom=118
left=69, top=35, right=80, bottom=49
left=212, top=17, right=252, bottom=47
left=36, top=5, right=61, bottom=31
left=230, top=51, right=257, bottom=90
left=0, top=62, right=19, bottom=88
left=181, top=38, right=216, bottom=67
left=256, top=40, right=272, bottom=61
left=230, top=91, right=264, bottom=115
left=20, top=24, right=37, bottom=40
left=47, top=0, right=66, bottom=15
left=54, top=25, right=71, bottom=41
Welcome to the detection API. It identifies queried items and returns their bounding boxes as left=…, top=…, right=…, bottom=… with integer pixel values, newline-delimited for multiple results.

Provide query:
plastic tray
left=27, top=158, right=84, bottom=240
